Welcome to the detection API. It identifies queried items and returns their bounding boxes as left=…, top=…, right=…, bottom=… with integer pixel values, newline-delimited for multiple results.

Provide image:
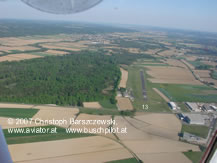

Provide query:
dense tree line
left=0, top=51, right=121, bottom=106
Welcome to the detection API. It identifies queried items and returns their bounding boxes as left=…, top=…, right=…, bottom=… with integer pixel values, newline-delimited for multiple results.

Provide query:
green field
left=137, top=59, right=164, bottom=64
left=0, top=108, right=39, bottom=119
left=107, top=158, right=138, bottom=163
left=154, top=84, right=217, bottom=103
left=188, top=61, right=205, bottom=67
left=183, top=151, right=204, bottom=163
left=99, top=99, right=118, bottom=109
left=211, top=70, right=217, bottom=80
left=137, top=64, right=169, bottom=66
left=188, top=61, right=213, bottom=70
left=127, top=66, right=170, bottom=112
left=4, top=126, right=94, bottom=145
left=31, top=52, right=52, bottom=57
left=181, top=124, right=209, bottom=138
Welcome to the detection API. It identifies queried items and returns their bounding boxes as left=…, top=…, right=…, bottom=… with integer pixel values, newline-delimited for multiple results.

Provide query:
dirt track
left=153, top=88, right=170, bottom=102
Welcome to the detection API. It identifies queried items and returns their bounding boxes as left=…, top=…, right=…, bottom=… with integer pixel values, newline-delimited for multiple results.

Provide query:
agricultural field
left=1, top=20, right=217, bottom=163
left=153, top=84, right=217, bottom=103
left=0, top=45, right=39, bottom=53
left=107, top=158, right=138, bottom=163
left=182, top=59, right=195, bottom=70
left=127, top=66, right=170, bottom=112
left=114, top=115, right=199, bottom=163
left=99, top=99, right=118, bottom=110
left=164, top=59, right=187, bottom=68
left=153, top=88, right=170, bottom=102
left=211, top=70, right=217, bottom=80
left=8, top=136, right=132, bottom=163
left=144, top=48, right=161, bottom=55
left=116, top=97, right=134, bottom=111
left=188, top=60, right=213, bottom=69
left=45, top=50, right=70, bottom=55
left=184, top=151, right=204, bottom=163
left=0, top=108, right=38, bottom=119
left=158, top=48, right=178, bottom=57
left=146, top=66, right=202, bottom=85
left=83, top=102, right=102, bottom=109
left=194, top=70, right=211, bottom=78
left=69, top=113, right=113, bottom=138
left=202, top=61, right=217, bottom=67
left=32, top=106, right=79, bottom=128
left=0, top=53, right=43, bottom=62
left=4, top=126, right=94, bottom=145
left=0, top=117, right=47, bottom=129
left=181, top=124, right=209, bottom=138
left=119, top=68, right=128, bottom=89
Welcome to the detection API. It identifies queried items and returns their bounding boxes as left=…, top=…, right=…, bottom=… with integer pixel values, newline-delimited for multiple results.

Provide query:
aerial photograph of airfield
left=0, top=20, right=217, bottom=163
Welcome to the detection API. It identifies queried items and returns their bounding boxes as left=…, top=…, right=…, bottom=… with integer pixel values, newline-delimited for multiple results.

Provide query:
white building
left=185, top=102, right=201, bottom=112
left=183, top=113, right=209, bottom=125
left=210, top=105, right=217, bottom=112
left=169, top=102, right=177, bottom=110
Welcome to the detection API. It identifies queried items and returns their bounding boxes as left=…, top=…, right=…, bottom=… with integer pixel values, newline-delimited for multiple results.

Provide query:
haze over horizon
left=0, top=0, right=217, bottom=33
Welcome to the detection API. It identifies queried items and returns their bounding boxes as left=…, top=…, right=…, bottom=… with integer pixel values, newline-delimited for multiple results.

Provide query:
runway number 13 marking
left=143, top=104, right=149, bottom=110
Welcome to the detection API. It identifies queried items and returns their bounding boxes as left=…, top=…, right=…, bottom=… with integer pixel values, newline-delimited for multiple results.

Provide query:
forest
left=0, top=51, right=121, bottom=106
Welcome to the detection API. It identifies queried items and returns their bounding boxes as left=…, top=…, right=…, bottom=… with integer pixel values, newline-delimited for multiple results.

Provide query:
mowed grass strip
left=181, top=124, right=209, bottom=138
left=107, top=158, right=138, bottom=163
left=127, top=66, right=170, bottom=112
left=127, top=66, right=143, bottom=110
left=0, top=108, right=39, bottom=119
left=4, top=126, right=94, bottom=145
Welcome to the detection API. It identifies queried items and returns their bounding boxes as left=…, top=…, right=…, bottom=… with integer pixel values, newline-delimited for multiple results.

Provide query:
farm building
left=210, top=105, right=217, bottom=112
left=182, top=114, right=209, bottom=125
left=185, top=102, right=201, bottom=112
left=202, top=104, right=214, bottom=113
left=168, top=102, right=177, bottom=110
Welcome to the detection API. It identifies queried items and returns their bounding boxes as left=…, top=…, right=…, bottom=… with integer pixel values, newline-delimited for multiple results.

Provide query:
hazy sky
left=0, top=0, right=217, bottom=33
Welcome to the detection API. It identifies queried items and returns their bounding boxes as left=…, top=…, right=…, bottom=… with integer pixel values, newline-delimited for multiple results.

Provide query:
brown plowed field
left=146, top=66, right=202, bottom=85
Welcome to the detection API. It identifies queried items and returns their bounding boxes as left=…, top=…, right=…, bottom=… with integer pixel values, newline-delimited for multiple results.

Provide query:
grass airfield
left=0, top=24, right=217, bottom=163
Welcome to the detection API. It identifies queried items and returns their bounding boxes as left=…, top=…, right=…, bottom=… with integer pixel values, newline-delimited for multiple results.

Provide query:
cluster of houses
left=168, top=102, right=179, bottom=110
